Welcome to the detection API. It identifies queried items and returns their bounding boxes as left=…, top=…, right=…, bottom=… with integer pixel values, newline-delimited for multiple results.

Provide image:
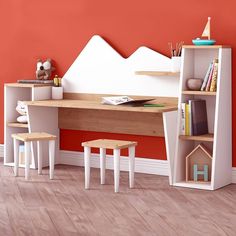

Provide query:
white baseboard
left=0, top=144, right=4, bottom=158
left=1, top=144, right=236, bottom=182
left=59, top=150, right=169, bottom=176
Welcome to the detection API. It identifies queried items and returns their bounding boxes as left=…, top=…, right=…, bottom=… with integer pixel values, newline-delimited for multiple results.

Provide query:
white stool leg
left=100, top=148, right=106, bottom=185
left=114, top=149, right=120, bottom=193
left=128, top=146, right=135, bottom=188
left=84, top=147, right=91, bottom=189
left=25, top=141, right=31, bottom=180
left=37, top=141, right=43, bottom=175
left=49, top=140, right=55, bottom=180
left=13, top=138, right=20, bottom=177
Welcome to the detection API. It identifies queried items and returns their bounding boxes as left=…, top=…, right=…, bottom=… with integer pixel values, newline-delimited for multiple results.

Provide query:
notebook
left=17, top=79, right=54, bottom=84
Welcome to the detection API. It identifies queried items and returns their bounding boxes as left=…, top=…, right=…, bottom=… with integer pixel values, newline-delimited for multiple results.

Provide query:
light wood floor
left=0, top=160, right=236, bottom=236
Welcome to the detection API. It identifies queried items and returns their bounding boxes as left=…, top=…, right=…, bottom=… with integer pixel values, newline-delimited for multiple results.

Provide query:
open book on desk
left=102, top=96, right=155, bottom=106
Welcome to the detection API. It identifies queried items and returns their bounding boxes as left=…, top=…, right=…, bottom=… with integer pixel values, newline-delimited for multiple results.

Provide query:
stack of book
left=200, top=58, right=218, bottom=92
left=181, top=100, right=208, bottom=136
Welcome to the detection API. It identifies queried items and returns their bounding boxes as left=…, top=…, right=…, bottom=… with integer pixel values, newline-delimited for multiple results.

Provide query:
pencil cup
left=52, top=87, right=63, bottom=100
left=171, top=56, right=181, bottom=72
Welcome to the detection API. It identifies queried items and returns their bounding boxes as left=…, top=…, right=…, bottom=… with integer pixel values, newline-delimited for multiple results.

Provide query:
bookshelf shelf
left=182, top=91, right=216, bottom=96
left=179, top=134, right=214, bottom=142
left=4, top=84, right=52, bottom=169
left=174, top=181, right=212, bottom=190
left=135, top=71, right=180, bottom=76
left=173, top=46, right=232, bottom=190
left=7, top=122, right=28, bottom=128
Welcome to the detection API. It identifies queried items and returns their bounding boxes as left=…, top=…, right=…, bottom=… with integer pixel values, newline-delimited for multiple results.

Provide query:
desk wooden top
left=5, top=83, right=52, bottom=88
left=25, top=99, right=177, bottom=113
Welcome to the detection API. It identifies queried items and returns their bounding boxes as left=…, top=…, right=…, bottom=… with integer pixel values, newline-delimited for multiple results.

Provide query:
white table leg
left=128, top=146, right=135, bottom=188
left=37, top=141, right=43, bottom=175
left=13, top=138, right=20, bottom=177
left=49, top=140, right=55, bottom=180
left=114, top=149, right=120, bottom=193
left=25, top=141, right=31, bottom=180
left=100, top=148, right=106, bottom=185
left=84, top=147, right=91, bottom=189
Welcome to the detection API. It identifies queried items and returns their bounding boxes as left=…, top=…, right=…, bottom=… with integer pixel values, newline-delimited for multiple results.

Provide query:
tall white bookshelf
left=4, top=83, right=52, bottom=168
left=173, top=45, right=232, bottom=190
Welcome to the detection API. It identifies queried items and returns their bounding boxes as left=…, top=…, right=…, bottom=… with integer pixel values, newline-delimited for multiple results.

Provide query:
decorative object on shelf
left=193, top=164, right=208, bottom=181
left=192, top=17, right=216, bottom=46
left=16, top=101, right=28, bottom=124
left=171, top=57, right=182, bottom=72
left=16, top=116, right=28, bottom=124
left=186, top=144, right=212, bottom=182
left=186, top=78, right=203, bottom=90
left=52, top=75, right=63, bottom=99
left=36, top=58, right=55, bottom=80
left=16, top=101, right=27, bottom=115
left=168, top=41, right=184, bottom=72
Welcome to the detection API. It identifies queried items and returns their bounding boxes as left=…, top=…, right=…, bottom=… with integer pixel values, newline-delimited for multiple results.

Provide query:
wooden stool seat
left=12, top=132, right=57, bottom=142
left=12, top=132, right=56, bottom=180
left=82, top=139, right=137, bottom=149
left=82, top=139, right=137, bottom=193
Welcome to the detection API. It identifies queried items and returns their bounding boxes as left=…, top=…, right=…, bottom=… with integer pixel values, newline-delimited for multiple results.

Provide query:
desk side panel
left=27, top=106, right=59, bottom=167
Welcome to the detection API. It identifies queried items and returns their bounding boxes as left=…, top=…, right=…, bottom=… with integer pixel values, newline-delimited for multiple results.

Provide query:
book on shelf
left=181, top=103, right=186, bottom=135
left=209, top=59, right=218, bottom=92
left=191, top=100, right=208, bottom=135
left=201, top=62, right=213, bottom=91
left=181, top=100, right=208, bottom=136
left=181, top=102, right=191, bottom=136
left=185, top=104, right=190, bottom=136
left=101, top=96, right=154, bottom=105
left=188, top=101, right=193, bottom=136
left=201, top=59, right=218, bottom=92
left=17, top=79, right=54, bottom=84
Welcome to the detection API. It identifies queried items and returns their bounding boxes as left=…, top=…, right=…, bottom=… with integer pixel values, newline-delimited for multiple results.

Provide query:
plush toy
left=36, top=59, right=55, bottom=80
left=16, top=101, right=28, bottom=124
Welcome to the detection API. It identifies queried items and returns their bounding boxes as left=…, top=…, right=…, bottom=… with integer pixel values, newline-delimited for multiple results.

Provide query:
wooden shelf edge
left=5, top=83, right=52, bottom=88
left=182, top=91, right=216, bottom=96
left=179, top=134, right=214, bottom=142
left=135, top=71, right=180, bottom=76
left=174, top=181, right=212, bottom=190
left=7, top=122, right=29, bottom=128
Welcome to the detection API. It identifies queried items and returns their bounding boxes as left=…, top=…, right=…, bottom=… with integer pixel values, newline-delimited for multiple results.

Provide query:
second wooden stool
left=82, top=139, right=137, bottom=193
left=12, top=132, right=57, bottom=180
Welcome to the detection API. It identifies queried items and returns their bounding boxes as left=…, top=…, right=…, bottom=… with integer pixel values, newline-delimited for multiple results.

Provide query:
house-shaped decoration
left=186, top=144, right=212, bottom=182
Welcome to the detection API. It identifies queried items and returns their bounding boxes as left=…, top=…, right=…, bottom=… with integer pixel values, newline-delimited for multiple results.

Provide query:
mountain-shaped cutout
left=62, top=35, right=179, bottom=97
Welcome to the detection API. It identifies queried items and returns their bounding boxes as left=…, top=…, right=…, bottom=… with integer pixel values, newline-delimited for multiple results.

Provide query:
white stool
left=82, top=139, right=137, bottom=193
left=12, top=132, right=57, bottom=180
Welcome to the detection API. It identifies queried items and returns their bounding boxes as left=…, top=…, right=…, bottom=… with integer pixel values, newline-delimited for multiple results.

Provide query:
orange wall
left=0, top=0, right=235, bottom=164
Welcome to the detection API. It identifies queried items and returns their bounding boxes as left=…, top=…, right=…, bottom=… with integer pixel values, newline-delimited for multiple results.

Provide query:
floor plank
left=0, top=161, right=236, bottom=236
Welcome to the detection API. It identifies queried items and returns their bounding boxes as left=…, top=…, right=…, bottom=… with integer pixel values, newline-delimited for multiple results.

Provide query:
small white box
left=52, top=87, right=63, bottom=100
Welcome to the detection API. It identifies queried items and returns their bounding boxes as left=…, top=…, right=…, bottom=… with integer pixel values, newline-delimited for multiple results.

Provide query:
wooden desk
left=25, top=99, right=177, bottom=113
left=25, top=97, right=178, bottom=185
left=25, top=99, right=177, bottom=137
